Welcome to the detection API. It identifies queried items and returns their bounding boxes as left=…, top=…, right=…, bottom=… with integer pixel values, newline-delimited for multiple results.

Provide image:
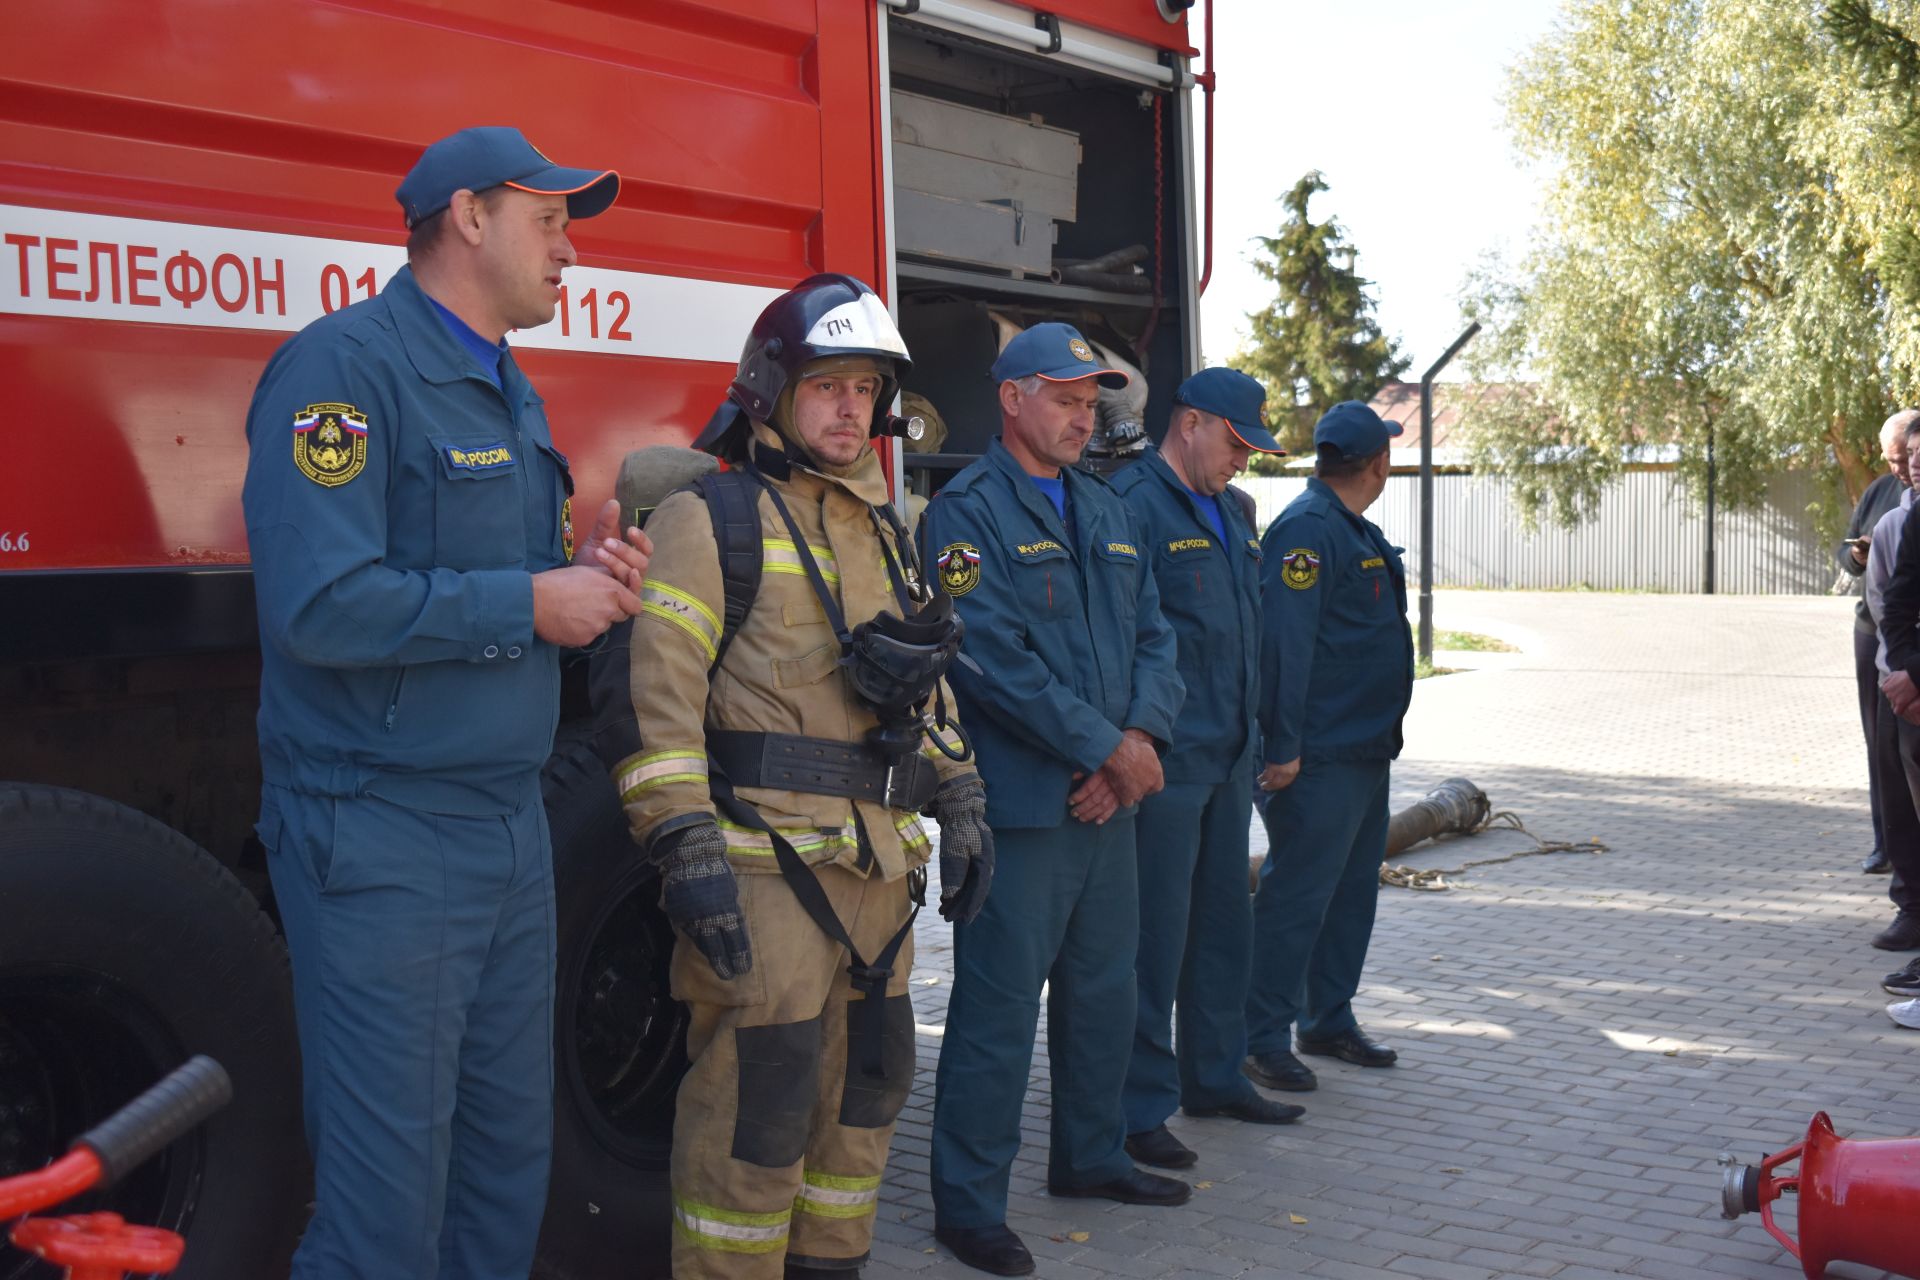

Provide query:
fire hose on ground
left=1248, top=777, right=1609, bottom=892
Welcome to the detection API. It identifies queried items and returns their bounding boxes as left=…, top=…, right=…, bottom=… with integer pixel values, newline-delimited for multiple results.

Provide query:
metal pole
left=1418, top=322, right=1480, bottom=665
left=1704, top=421, right=1717, bottom=594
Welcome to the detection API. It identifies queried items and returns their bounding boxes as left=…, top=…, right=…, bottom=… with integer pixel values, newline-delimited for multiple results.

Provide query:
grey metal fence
left=1234, top=467, right=1843, bottom=594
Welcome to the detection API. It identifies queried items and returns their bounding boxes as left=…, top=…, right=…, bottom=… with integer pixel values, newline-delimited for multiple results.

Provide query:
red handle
left=11, top=1212, right=186, bottom=1276
left=0, top=1148, right=101, bottom=1220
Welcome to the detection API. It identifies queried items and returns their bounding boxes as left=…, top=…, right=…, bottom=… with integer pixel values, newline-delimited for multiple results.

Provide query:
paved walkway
left=876, top=592, right=1914, bottom=1280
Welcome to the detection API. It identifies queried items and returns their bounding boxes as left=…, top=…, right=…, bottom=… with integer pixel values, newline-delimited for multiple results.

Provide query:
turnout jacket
left=620, top=424, right=973, bottom=880
left=1111, top=448, right=1263, bottom=785
left=242, top=265, right=572, bottom=815
left=1258, top=477, right=1413, bottom=765
left=920, top=438, right=1184, bottom=829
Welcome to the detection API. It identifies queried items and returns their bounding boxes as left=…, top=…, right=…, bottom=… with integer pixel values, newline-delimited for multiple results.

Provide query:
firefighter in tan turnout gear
left=620, top=274, right=993, bottom=1280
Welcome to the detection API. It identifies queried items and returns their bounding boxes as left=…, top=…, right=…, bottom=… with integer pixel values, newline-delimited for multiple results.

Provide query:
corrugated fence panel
left=1234, top=468, right=1837, bottom=593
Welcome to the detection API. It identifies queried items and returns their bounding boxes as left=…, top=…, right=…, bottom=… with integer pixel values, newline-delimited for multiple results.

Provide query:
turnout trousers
left=1245, top=759, right=1391, bottom=1052
left=1122, top=774, right=1260, bottom=1133
left=669, top=863, right=916, bottom=1279
left=930, top=819, right=1138, bottom=1229
left=261, top=782, right=555, bottom=1280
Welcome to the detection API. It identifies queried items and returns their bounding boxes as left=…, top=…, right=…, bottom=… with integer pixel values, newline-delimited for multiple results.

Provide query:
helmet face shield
left=804, top=292, right=909, bottom=361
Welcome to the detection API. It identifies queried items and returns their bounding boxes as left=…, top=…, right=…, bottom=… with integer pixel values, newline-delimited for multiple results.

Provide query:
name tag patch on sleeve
left=1360, top=556, right=1385, bottom=570
left=1167, top=537, right=1211, bottom=553
left=292, top=402, right=368, bottom=487
left=444, top=442, right=516, bottom=472
left=1105, top=541, right=1139, bottom=558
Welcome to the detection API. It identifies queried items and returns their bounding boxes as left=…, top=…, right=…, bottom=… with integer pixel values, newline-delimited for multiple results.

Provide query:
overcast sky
left=1193, top=1, right=1560, bottom=380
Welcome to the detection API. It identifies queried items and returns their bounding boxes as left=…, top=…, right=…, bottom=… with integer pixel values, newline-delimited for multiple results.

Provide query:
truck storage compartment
left=885, top=16, right=1195, bottom=496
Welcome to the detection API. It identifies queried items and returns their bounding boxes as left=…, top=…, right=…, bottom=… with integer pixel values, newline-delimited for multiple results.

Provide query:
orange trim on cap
left=1224, top=418, right=1285, bottom=455
left=504, top=170, right=619, bottom=197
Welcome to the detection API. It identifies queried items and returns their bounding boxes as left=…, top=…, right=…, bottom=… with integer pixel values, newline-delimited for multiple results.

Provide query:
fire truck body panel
left=0, top=4, right=1202, bottom=1275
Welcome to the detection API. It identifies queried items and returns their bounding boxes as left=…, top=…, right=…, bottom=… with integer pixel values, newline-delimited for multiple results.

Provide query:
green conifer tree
left=1232, top=171, right=1408, bottom=463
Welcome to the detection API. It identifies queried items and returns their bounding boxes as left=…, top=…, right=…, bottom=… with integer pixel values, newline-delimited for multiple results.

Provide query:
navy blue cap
left=396, top=126, right=620, bottom=227
left=991, top=322, right=1129, bottom=389
left=1313, top=399, right=1402, bottom=460
left=1173, top=367, right=1285, bottom=454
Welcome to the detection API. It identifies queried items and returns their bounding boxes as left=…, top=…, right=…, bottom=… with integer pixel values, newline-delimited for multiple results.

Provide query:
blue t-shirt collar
left=424, top=294, right=509, bottom=389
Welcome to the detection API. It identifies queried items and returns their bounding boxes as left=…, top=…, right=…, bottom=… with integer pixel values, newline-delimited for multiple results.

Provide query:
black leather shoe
left=1864, top=848, right=1892, bottom=874
left=1048, top=1167, right=1192, bottom=1206
left=1184, top=1093, right=1305, bottom=1125
left=1125, top=1124, right=1197, bottom=1169
left=1871, top=912, right=1920, bottom=951
left=1243, top=1049, right=1317, bottom=1092
left=933, top=1224, right=1034, bottom=1277
left=1297, top=1027, right=1398, bottom=1067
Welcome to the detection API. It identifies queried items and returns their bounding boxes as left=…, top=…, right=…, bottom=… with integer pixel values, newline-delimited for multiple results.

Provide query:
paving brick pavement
left=879, top=592, right=1916, bottom=1280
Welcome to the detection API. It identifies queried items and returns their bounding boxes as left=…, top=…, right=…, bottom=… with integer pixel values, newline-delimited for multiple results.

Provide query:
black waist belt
left=707, top=730, right=938, bottom=811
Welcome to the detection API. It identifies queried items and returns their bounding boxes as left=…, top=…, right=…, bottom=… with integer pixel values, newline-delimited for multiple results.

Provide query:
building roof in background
left=1367, top=380, right=1520, bottom=451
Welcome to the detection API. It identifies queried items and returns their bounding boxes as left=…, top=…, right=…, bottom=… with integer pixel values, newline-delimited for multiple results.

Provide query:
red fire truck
left=0, top=2, right=1212, bottom=1274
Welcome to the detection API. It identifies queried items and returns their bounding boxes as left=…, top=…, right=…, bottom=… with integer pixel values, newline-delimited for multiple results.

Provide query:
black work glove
left=656, top=821, right=753, bottom=979
left=928, top=776, right=994, bottom=924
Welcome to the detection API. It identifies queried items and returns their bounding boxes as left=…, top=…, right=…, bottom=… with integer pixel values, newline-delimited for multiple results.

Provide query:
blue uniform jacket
left=1258, top=477, right=1413, bottom=765
left=242, top=265, right=573, bottom=815
left=1111, top=449, right=1262, bottom=784
left=921, top=438, right=1184, bottom=829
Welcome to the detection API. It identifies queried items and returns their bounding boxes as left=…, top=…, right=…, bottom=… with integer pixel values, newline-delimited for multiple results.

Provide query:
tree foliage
left=1461, top=0, right=1920, bottom=527
left=1232, top=172, right=1408, bottom=462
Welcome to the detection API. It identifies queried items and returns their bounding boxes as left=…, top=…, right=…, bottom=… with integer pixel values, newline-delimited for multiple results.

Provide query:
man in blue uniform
left=1243, top=400, right=1414, bottom=1095
left=924, top=323, right=1188, bottom=1276
left=1112, top=368, right=1303, bottom=1172
left=242, top=126, right=649, bottom=1279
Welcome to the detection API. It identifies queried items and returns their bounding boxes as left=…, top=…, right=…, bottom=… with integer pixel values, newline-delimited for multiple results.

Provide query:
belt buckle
left=887, top=759, right=925, bottom=809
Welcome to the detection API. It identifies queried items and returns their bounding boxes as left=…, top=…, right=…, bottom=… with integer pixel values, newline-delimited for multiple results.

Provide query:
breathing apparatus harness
left=692, top=435, right=969, bottom=1078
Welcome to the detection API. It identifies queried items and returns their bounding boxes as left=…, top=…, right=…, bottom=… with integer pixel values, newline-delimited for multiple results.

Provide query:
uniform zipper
left=384, top=669, right=408, bottom=732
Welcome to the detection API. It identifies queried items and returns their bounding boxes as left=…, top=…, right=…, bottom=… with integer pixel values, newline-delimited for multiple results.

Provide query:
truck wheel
left=0, top=784, right=307, bottom=1280
left=535, top=734, right=686, bottom=1279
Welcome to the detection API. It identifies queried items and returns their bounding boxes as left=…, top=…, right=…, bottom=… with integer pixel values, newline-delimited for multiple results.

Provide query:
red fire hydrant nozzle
left=1719, top=1111, right=1920, bottom=1280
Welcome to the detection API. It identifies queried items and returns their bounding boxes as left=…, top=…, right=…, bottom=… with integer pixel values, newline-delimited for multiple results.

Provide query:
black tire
left=534, top=732, right=687, bottom=1280
left=0, top=784, right=308, bottom=1280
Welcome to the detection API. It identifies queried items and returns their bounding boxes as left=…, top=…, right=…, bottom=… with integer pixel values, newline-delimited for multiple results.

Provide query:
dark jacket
left=920, top=438, right=1184, bottom=829
left=242, top=265, right=573, bottom=814
left=1257, top=477, right=1413, bottom=764
left=1842, top=472, right=1904, bottom=633
left=1111, top=448, right=1262, bottom=784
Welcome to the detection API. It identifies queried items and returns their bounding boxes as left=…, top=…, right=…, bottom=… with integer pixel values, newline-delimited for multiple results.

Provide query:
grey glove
left=656, top=821, right=753, bottom=979
left=929, top=776, right=994, bottom=924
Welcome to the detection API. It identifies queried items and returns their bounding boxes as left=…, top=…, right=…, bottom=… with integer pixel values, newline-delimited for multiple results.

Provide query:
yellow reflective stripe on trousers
left=641, top=581, right=722, bottom=661
left=794, top=1170, right=881, bottom=1220
left=615, top=748, right=709, bottom=801
left=715, top=818, right=855, bottom=860
left=764, top=538, right=840, bottom=584
left=672, top=1194, right=790, bottom=1254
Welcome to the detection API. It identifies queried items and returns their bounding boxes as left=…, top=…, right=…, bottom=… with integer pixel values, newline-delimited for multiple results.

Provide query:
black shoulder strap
left=695, top=470, right=764, bottom=673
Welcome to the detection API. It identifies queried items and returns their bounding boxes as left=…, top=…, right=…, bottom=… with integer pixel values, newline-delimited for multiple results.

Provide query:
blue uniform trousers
left=262, top=783, right=556, bottom=1280
left=1122, top=775, right=1259, bottom=1133
left=1245, top=759, right=1390, bottom=1052
left=930, top=819, right=1138, bottom=1228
